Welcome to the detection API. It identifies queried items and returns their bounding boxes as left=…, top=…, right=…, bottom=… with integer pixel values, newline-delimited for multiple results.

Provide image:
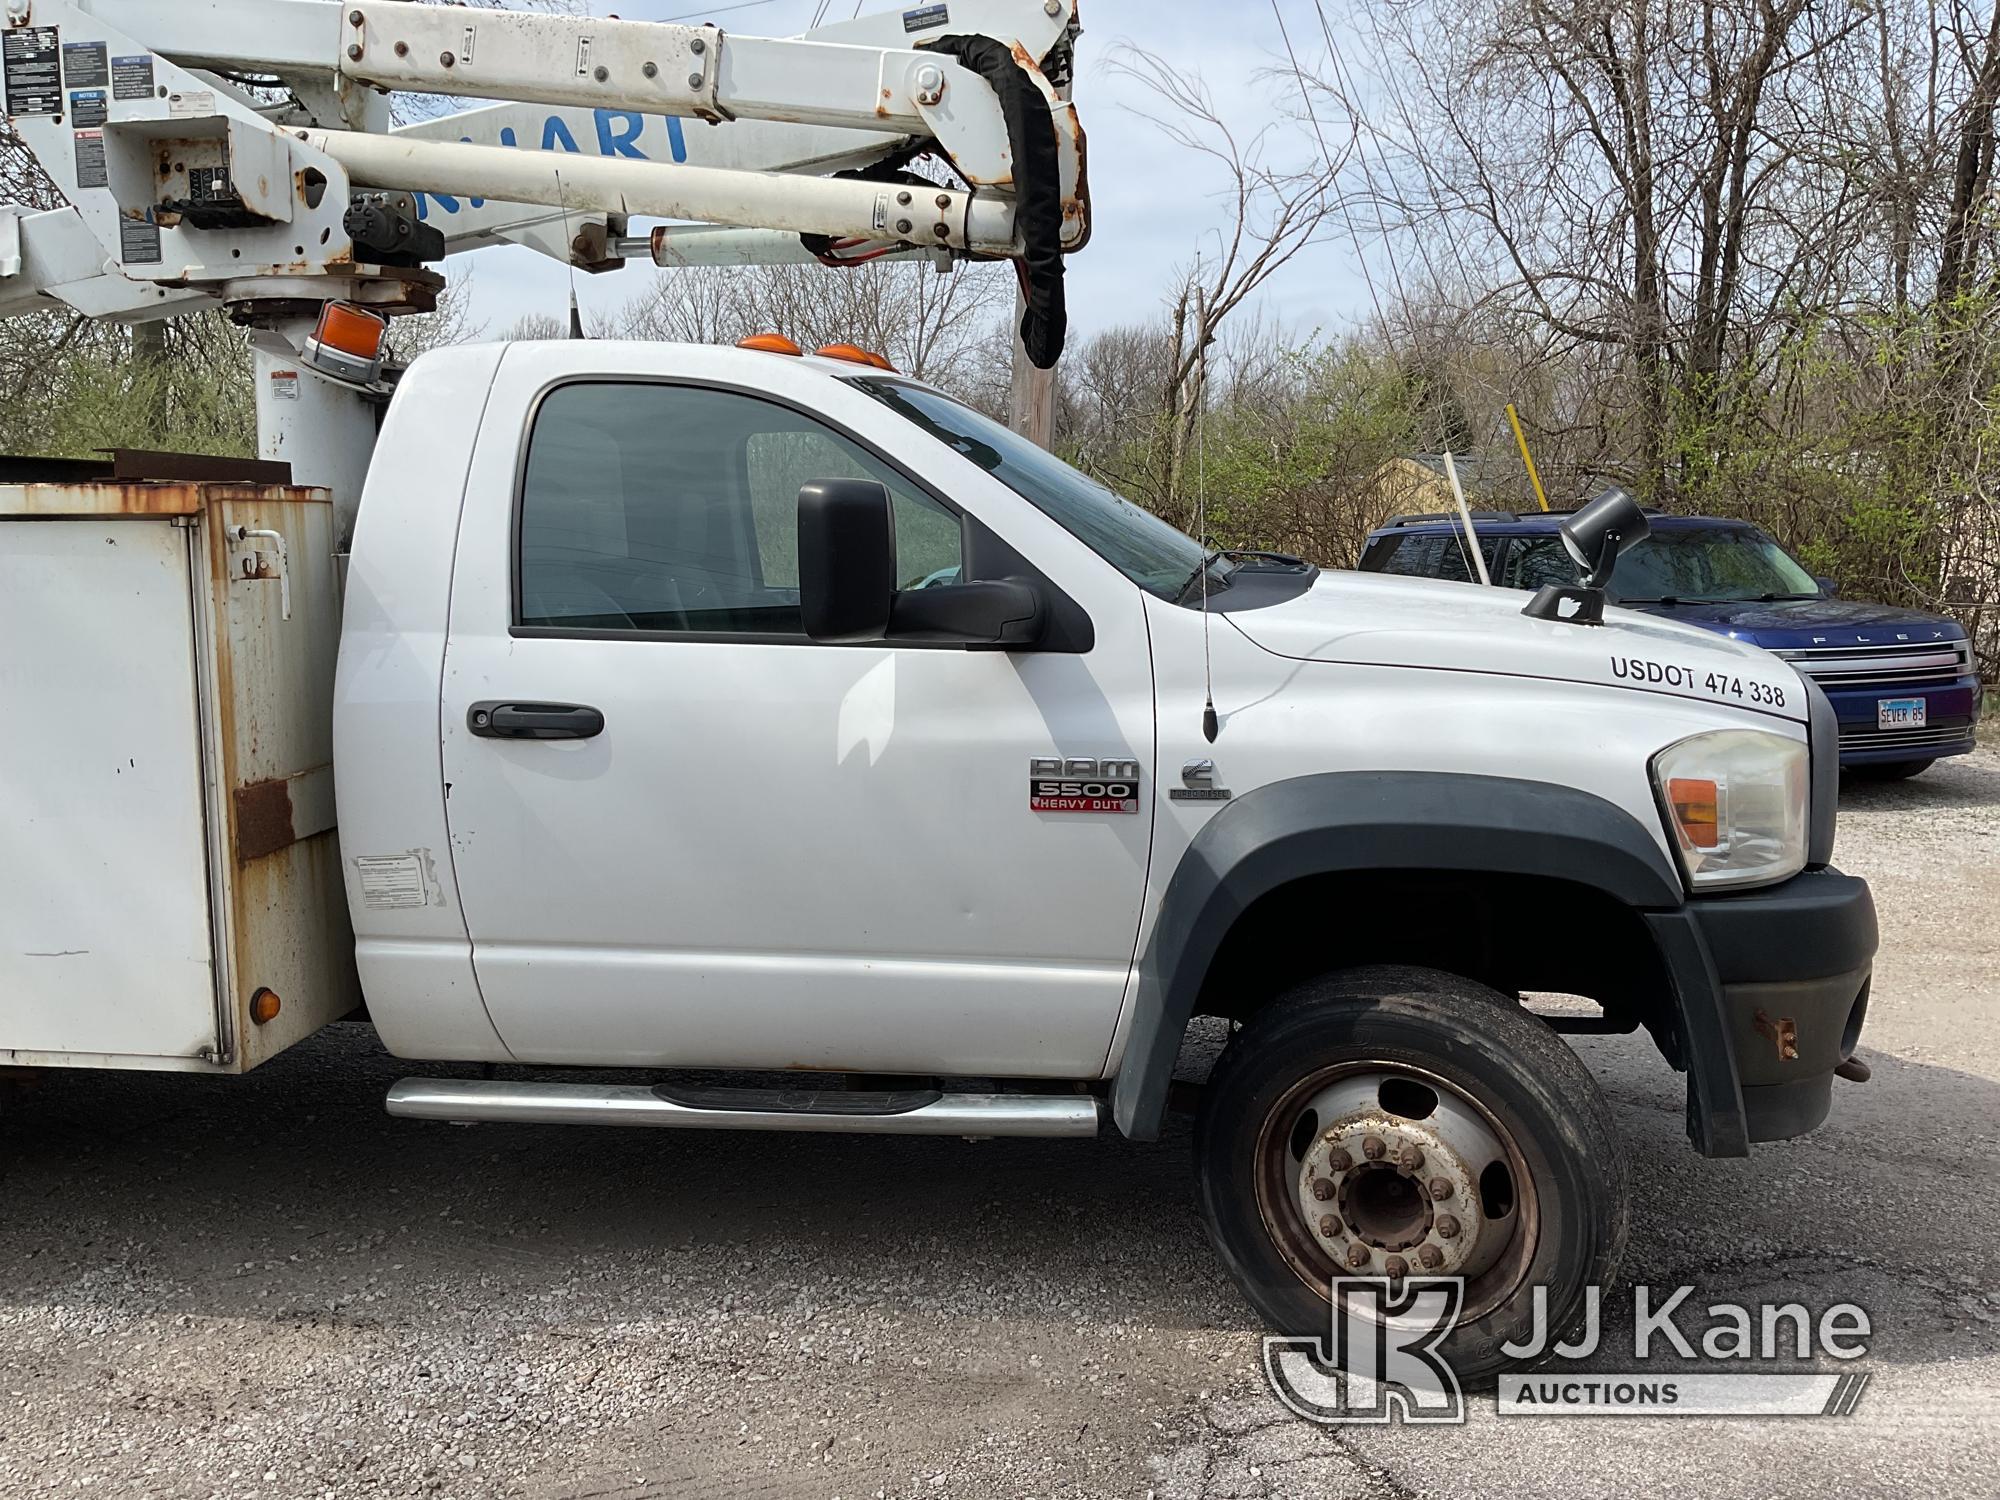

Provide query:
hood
left=1225, top=570, right=1807, bottom=722
left=1623, top=596, right=1967, bottom=650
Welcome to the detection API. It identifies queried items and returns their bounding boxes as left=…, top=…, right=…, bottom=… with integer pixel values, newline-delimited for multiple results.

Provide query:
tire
left=1849, top=758, right=1932, bottom=781
left=1194, top=965, right=1628, bottom=1385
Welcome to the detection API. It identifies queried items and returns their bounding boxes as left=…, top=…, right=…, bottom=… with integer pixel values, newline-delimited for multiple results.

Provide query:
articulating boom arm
left=1, top=0, right=1084, bottom=361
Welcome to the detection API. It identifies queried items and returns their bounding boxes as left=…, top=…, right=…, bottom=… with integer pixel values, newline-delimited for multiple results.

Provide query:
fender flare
left=1109, top=771, right=1748, bottom=1153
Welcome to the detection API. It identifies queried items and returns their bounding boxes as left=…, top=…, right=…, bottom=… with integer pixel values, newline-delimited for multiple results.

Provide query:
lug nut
left=1397, top=1144, right=1424, bottom=1172
left=896, top=218, right=912, bottom=235
left=1345, top=1243, right=1370, bottom=1269
left=689, top=36, right=706, bottom=54
left=1384, top=1255, right=1408, bottom=1280
left=1326, top=1147, right=1353, bottom=1172
left=897, top=189, right=912, bottom=205
left=348, top=9, right=364, bottom=25
left=688, top=71, right=704, bottom=88
left=936, top=193, right=951, bottom=208
left=1362, top=1135, right=1386, bottom=1161
left=1418, top=1244, right=1443, bottom=1269
left=1318, top=1214, right=1340, bottom=1238
left=1428, top=1177, right=1453, bottom=1201
left=1436, top=1214, right=1461, bottom=1240
left=932, top=223, right=949, bottom=238
left=1310, top=1177, right=1335, bottom=1202
left=347, top=43, right=363, bottom=61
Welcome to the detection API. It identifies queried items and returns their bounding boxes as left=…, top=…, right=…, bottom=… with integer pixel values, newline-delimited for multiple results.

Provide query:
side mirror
left=890, top=577, right=1045, bottom=647
left=1523, top=486, right=1651, bottom=625
left=1815, top=574, right=1839, bottom=598
left=797, top=479, right=895, bottom=642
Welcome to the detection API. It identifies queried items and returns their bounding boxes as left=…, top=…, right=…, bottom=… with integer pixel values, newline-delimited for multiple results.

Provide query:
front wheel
left=1194, top=966, right=1629, bottom=1384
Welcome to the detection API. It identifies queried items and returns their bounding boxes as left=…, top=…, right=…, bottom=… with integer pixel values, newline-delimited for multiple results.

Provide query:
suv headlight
left=1650, top=729, right=1808, bottom=891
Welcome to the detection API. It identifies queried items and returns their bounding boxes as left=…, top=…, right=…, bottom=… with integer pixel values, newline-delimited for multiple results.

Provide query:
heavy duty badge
left=1029, top=757, right=1141, bottom=814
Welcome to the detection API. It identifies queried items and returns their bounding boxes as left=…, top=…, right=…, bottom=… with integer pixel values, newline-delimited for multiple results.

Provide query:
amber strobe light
left=249, top=987, right=282, bottom=1025
left=302, top=301, right=388, bottom=384
left=737, top=332, right=803, bottom=354
left=1666, top=778, right=1721, bottom=849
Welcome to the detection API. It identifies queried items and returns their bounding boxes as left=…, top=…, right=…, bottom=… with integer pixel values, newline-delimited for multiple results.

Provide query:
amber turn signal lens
left=249, top=987, right=282, bottom=1025
left=314, top=301, right=388, bottom=361
left=737, top=332, right=802, bottom=355
left=1666, top=777, right=1721, bottom=848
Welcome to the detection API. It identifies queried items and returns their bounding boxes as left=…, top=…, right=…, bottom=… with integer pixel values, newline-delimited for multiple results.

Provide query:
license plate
left=1878, top=697, right=1926, bottom=730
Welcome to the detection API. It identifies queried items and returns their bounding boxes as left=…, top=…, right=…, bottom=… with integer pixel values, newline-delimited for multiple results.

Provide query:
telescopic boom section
left=0, top=0, right=1084, bottom=362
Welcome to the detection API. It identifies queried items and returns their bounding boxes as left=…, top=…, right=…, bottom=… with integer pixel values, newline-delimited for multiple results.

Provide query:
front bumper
left=1824, top=674, right=1982, bottom=766
left=1651, top=868, right=1877, bottom=1149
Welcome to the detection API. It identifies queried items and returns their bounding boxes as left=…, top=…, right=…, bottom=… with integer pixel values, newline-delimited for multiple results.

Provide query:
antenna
left=552, top=167, right=584, bottom=339
left=1196, top=285, right=1218, bottom=743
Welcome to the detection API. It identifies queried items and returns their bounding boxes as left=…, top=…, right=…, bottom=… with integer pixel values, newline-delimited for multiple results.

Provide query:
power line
left=661, top=0, right=783, bottom=23
left=1268, top=0, right=1388, bottom=331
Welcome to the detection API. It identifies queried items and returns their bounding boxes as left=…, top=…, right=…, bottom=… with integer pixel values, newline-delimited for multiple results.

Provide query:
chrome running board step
left=386, top=1077, right=1101, bottom=1136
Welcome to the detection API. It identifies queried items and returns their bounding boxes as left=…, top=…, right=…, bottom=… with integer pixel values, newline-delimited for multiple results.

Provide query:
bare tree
left=1107, top=46, right=1352, bottom=525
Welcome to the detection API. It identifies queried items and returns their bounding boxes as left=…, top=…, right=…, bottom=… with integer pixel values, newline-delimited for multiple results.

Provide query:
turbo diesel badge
left=1029, top=757, right=1141, bottom=814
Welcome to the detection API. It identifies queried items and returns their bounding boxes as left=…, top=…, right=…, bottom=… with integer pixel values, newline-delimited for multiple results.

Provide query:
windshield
left=846, top=378, right=1207, bottom=600
left=1608, top=526, right=1820, bottom=602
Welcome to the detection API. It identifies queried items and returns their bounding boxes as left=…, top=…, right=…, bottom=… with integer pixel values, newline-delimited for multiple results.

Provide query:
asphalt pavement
left=2, top=751, right=1995, bottom=1499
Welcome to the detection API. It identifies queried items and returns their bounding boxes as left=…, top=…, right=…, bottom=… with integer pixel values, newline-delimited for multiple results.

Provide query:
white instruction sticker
left=354, top=853, right=429, bottom=910
left=268, top=369, right=299, bottom=401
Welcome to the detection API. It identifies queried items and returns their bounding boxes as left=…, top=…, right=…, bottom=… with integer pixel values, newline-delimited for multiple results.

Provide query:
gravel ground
left=3, top=751, right=1996, bottom=1499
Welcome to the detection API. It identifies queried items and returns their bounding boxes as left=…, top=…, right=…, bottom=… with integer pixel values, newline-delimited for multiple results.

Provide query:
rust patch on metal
left=1753, top=1010, right=1800, bottom=1061
left=233, top=777, right=297, bottom=863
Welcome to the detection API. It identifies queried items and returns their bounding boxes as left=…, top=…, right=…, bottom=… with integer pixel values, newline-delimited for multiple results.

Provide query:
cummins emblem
left=1030, top=757, right=1141, bottom=814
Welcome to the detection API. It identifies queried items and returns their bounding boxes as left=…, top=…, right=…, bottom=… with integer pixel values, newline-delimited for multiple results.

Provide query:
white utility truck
left=2, top=0, right=1875, bottom=1378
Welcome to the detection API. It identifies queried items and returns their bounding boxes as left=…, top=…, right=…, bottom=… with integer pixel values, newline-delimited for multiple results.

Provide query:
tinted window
left=1371, top=532, right=1500, bottom=583
left=518, top=383, right=961, bottom=633
left=1501, top=535, right=1579, bottom=591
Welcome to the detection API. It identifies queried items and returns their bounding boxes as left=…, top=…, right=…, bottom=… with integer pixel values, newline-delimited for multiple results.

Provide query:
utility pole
left=1008, top=283, right=1057, bottom=450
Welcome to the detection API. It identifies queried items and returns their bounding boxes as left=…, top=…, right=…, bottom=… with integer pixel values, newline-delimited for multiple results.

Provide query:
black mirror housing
left=798, top=479, right=895, bottom=642
left=890, top=578, right=1045, bottom=647
left=1815, top=574, right=1839, bottom=598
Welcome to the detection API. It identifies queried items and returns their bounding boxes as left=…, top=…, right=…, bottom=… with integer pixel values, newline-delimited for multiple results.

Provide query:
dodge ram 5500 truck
left=5, top=340, right=1877, bottom=1379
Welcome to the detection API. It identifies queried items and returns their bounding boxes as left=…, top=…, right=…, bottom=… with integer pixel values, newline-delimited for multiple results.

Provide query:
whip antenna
left=1197, top=306, right=1218, bottom=744
left=552, top=168, right=584, bottom=339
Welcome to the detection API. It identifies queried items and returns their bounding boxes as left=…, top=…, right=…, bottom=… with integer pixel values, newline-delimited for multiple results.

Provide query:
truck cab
left=329, top=339, right=1878, bottom=1377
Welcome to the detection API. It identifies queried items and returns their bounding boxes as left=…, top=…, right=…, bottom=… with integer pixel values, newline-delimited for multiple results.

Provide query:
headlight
left=1650, top=729, right=1808, bottom=890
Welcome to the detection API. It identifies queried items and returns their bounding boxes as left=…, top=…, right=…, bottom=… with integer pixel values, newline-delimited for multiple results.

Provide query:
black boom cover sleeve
left=919, top=34, right=1068, bottom=368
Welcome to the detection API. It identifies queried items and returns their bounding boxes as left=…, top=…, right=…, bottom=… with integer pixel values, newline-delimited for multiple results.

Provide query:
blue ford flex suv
left=1359, top=509, right=1984, bottom=778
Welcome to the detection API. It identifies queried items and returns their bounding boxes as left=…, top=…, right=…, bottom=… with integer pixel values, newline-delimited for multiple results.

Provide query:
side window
left=1373, top=533, right=1498, bottom=583
left=517, top=382, right=964, bottom=634
left=1503, top=536, right=1580, bottom=592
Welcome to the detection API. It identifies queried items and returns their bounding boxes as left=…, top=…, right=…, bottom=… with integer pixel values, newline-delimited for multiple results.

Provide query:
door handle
left=466, top=701, right=605, bottom=740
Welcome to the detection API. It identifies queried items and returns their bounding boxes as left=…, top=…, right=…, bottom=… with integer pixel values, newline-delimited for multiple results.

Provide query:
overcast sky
left=447, top=0, right=1377, bottom=344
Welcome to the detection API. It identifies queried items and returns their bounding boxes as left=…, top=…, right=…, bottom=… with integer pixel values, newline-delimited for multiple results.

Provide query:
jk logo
left=1262, top=1278, right=1466, bottom=1424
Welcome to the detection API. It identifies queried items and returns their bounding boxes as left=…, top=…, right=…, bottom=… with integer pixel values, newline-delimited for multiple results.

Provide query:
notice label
left=110, top=53, right=153, bottom=100
left=3, top=27, right=62, bottom=115
left=902, top=3, right=949, bottom=32
left=268, top=369, right=300, bottom=401
left=61, top=40, right=107, bottom=90
left=73, top=130, right=107, bottom=189
left=354, top=854, right=429, bottom=910
left=118, top=216, right=161, bottom=265
left=69, top=88, right=107, bottom=127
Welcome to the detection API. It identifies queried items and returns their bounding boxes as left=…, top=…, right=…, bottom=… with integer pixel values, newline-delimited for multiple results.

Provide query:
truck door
left=438, top=361, right=1155, bottom=1078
